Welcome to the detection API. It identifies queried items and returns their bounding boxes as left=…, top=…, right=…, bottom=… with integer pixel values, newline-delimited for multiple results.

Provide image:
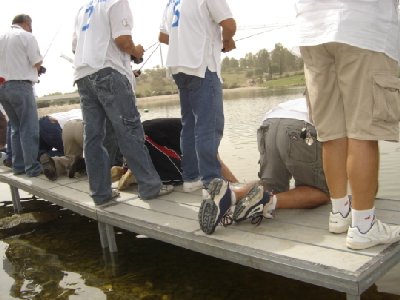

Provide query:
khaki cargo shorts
left=301, top=42, right=400, bottom=142
left=257, top=118, right=328, bottom=195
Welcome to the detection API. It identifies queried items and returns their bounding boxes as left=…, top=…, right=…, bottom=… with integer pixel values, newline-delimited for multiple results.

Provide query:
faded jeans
left=76, top=68, right=161, bottom=204
left=172, top=69, right=224, bottom=185
left=0, top=81, right=41, bottom=176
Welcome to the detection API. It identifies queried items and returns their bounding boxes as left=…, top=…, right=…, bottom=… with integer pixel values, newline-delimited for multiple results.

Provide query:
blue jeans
left=6, top=122, right=12, bottom=160
left=39, top=116, right=64, bottom=157
left=172, top=69, right=224, bottom=185
left=0, top=81, right=41, bottom=176
left=76, top=68, right=162, bottom=204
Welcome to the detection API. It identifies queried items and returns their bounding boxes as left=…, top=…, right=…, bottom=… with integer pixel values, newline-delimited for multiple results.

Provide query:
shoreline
left=37, top=86, right=271, bottom=115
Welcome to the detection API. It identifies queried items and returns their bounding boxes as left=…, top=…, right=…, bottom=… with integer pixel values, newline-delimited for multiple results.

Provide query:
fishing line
left=42, top=24, right=64, bottom=59
left=235, top=23, right=295, bottom=43
left=139, top=43, right=161, bottom=71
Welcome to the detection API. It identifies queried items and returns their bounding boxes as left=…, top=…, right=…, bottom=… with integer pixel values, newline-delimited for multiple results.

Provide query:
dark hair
left=12, top=14, right=31, bottom=25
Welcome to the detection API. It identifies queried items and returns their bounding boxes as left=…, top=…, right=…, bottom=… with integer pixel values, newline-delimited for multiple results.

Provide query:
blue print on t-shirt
left=172, top=0, right=181, bottom=28
left=82, top=3, right=94, bottom=31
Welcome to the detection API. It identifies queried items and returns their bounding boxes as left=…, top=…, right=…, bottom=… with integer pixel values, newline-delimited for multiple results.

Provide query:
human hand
left=222, top=38, right=236, bottom=53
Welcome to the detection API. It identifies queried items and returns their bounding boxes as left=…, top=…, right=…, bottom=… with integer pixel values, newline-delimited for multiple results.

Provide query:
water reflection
left=1, top=201, right=399, bottom=300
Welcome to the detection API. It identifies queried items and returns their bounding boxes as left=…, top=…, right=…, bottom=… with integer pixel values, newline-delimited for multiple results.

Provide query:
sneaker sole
left=232, top=185, right=262, bottom=222
left=198, top=198, right=218, bottom=235
left=346, top=236, right=400, bottom=250
left=329, top=224, right=349, bottom=234
left=40, top=155, right=57, bottom=181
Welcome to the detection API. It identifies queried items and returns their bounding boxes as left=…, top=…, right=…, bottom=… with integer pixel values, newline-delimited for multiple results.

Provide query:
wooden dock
left=1, top=165, right=400, bottom=300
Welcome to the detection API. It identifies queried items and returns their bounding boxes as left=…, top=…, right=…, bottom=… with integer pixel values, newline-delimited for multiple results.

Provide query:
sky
left=0, top=1, right=297, bottom=97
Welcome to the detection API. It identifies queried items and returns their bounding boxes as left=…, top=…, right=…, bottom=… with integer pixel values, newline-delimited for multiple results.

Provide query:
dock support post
left=98, top=222, right=118, bottom=253
left=346, top=293, right=360, bottom=300
left=9, top=185, right=22, bottom=213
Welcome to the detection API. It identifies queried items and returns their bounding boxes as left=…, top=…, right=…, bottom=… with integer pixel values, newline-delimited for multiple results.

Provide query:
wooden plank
left=1, top=167, right=400, bottom=297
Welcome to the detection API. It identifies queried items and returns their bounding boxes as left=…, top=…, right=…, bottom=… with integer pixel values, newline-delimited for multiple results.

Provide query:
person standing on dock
left=0, top=14, right=43, bottom=177
left=159, top=0, right=237, bottom=234
left=72, top=0, right=173, bottom=206
left=295, top=0, right=400, bottom=249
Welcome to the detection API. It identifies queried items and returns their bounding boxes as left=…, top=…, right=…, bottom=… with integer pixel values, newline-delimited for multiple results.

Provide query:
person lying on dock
left=111, top=118, right=239, bottom=190
left=198, top=97, right=330, bottom=235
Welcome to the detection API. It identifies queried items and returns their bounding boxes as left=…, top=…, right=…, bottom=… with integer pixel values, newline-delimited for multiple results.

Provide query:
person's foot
left=183, top=180, right=203, bottom=192
left=233, top=185, right=272, bottom=225
left=329, top=210, right=351, bottom=233
left=118, top=170, right=136, bottom=190
left=3, top=158, right=12, bottom=168
left=95, top=189, right=120, bottom=209
left=111, top=166, right=125, bottom=182
left=68, top=156, right=86, bottom=178
left=40, top=153, right=57, bottom=181
left=346, top=219, right=400, bottom=250
left=140, top=184, right=174, bottom=200
left=158, top=184, right=174, bottom=196
left=198, top=178, right=233, bottom=235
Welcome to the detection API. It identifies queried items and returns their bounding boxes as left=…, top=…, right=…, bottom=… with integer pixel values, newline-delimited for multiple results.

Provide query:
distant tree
left=255, top=49, right=270, bottom=74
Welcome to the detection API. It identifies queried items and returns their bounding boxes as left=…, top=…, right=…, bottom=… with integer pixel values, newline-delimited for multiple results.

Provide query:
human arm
left=110, top=0, right=144, bottom=59
left=220, top=18, right=236, bottom=52
left=218, top=154, right=239, bottom=183
left=159, top=32, right=169, bottom=45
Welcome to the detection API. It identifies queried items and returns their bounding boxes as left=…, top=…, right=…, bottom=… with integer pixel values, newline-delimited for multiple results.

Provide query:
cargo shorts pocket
left=257, top=124, right=269, bottom=155
left=372, top=73, right=400, bottom=122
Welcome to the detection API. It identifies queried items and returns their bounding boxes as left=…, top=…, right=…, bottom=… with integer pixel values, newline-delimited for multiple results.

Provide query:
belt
left=7, top=80, right=32, bottom=84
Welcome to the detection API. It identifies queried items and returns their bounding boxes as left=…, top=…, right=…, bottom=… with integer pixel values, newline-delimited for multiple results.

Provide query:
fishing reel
left=130, top=55, right=143, bottom=64
left=38, top=66, right=46, bottom=76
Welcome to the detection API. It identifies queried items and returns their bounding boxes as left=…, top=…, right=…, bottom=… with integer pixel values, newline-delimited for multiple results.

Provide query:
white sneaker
left=183, top=180, right=203, bottom=193
left=329, top=211, right=351, bottom=233
left=158, top=184, right=174, bottom=196
left=346, top=219, right=400, bottom=250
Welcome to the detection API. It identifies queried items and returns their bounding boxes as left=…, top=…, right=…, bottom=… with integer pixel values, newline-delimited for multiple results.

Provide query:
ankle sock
left=231, top=190, right=236, bottom=205
left=351, top=207, right=375, bottom=233
left=331, top=195, right=351, bottom=217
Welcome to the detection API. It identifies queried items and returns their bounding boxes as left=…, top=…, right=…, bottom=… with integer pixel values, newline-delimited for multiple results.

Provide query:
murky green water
left=1, top=88, right=400, bottom=299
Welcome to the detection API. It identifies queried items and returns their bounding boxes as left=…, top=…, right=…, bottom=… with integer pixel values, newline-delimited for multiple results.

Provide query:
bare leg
left=273, top=186, right=329, bottom=209
left=218, top=154, right=239, bottom=183
left=347, top=139, right=378, bottom=210
left=322, top=138, right=348, bottom=199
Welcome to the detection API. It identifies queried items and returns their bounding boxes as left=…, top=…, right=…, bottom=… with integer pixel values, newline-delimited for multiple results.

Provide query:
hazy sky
left=0, top=1, right=297, bottom=97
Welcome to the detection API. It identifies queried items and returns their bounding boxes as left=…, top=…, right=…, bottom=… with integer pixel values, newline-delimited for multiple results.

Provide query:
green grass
left=264, top=74, right=305, bottom=88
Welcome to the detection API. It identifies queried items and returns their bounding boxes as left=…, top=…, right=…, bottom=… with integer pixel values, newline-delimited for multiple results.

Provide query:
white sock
left=263, top=194, right=277, bottom=217
left=351, top=207, right=375, bottom=233
left=331, top=196, right=351, bottom=217
left=231, top=190, right=236, bottom=205
left=269, top=194, right=277, bottom=210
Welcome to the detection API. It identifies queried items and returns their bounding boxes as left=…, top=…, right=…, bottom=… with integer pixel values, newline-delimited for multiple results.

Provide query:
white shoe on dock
left=329, top=211, right=351, bottom=233
left=183, top=180, right=203, bottom=192
left=346, top=219, right=400, bottom=250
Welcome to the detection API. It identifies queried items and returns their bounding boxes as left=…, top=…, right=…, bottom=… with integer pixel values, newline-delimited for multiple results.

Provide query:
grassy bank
left=37, top=72, right=306, bottom=112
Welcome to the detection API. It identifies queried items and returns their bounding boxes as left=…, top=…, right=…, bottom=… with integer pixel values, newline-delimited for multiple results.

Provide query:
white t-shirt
left=261, top=98, right=310, bottom=124
left=50, top=109, right=83, bottom=129
left=0, top=25, right=43, bottom=82
left=160, top=0, right=233, bottom=81
left=295, top=0, right=400, bottom=62
left=73, top=0, right=135, bottom=86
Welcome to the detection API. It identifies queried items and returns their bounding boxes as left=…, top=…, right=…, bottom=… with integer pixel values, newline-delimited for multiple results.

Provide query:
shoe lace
left=250, top=213, right=264, bottom=226
left=219, top=208, right=233, bottom=227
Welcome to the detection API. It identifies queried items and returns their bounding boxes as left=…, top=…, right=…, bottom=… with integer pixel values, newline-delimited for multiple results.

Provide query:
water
left=1, top=88, right=400, bottom=299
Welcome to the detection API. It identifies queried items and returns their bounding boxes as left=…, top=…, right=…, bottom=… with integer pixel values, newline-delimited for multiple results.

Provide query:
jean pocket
left=372, top=73, right=400, bottom=123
